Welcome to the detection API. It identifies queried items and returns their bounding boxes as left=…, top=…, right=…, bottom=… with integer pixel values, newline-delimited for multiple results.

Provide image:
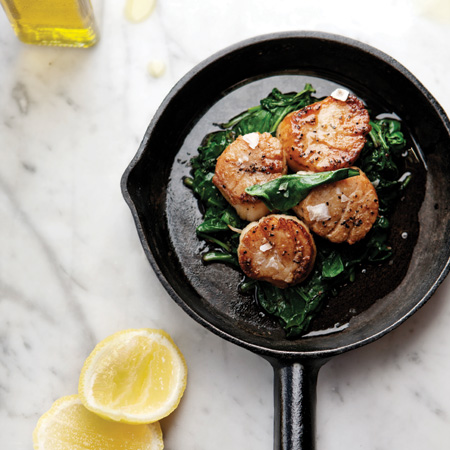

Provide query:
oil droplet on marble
left=125, top=0, right=157, bottom=23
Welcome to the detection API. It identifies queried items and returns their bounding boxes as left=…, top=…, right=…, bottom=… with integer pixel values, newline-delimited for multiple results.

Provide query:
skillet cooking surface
left=122, top=32, right=450, bottom=358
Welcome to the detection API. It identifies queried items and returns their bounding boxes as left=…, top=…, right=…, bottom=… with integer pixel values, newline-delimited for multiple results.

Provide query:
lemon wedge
left=32, top=395, right=163, bottom=450
left=78, top=328, right=187, bottom=424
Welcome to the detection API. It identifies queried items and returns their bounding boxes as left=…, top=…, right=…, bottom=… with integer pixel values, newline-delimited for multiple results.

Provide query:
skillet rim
left=121, top=30, right=450, bottom=360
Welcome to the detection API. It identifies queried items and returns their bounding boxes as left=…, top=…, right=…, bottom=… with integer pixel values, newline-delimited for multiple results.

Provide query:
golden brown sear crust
left=237, top=214, right=316, bottom=288
left=212, top=132, right=287, bottom=221
left=293, top=168, right=379, bottom=245
left=276, top=94, right=371, bottom=172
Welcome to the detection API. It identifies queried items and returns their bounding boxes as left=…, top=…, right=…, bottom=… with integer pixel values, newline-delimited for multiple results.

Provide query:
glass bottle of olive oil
left=0, top=0, right=98, bottom=47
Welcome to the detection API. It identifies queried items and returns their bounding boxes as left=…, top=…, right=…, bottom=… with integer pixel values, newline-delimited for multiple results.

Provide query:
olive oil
left=0, top=0, right=98, bottom=47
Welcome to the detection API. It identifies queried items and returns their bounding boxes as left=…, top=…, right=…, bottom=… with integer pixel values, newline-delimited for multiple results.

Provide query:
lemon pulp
left=92, top=336, right=179, bottom=412
left=79, top=329, right=187, bottom=424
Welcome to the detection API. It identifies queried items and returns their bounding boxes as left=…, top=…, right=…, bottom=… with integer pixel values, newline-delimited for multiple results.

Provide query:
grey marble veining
left=1, top=0, right=450, bottom=449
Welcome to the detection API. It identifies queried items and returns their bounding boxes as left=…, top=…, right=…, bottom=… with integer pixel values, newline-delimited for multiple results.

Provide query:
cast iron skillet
left=121, top=32, right=450, bottom=449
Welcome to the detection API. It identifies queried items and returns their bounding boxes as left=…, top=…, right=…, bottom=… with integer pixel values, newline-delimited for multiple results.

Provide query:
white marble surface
left=1, top=0, right=450, bottom=449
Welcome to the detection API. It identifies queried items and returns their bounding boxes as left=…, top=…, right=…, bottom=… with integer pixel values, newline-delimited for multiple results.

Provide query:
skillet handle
left=270, top=360, right=322, bottom=450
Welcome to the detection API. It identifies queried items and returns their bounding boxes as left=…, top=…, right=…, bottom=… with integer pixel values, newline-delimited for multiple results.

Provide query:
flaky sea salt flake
left=306, top=203, right=331, bottom=221
left=242, top=132, right=260, bottom=149
left=259, top=242, right=273, bottom=252
left=331, top=88, right=349, bottom=102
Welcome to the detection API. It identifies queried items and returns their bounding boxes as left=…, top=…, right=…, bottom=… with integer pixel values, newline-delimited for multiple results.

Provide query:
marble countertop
left=1, top=0, right=450, bottom=449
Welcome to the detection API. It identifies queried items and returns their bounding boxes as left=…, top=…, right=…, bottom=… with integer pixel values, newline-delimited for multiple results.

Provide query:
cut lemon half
left=79, top=328, right=187, bottom=424
left=33, top=395, right=163, bottom=450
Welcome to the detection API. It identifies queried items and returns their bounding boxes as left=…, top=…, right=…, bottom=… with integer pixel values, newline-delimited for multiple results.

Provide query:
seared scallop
left=238, top=214, right=316, bottom=288
left=276, top=93, right=371, bottom=172
left=292, top=168, right=379, bottom=245
left=212, top=132, right=287, bottom=221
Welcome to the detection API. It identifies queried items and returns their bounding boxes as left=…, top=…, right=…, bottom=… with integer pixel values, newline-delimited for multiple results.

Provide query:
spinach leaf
left=321, top=251, right=345, bottom=279
left=220, top=85, right=316, bottom=135
left=361, top=119, right=409, bottom=216
left=369, top=119, right=407, bottom=153
left=256, top=269, right=326, bottom=337
left=245, top=168, right=359, bottom=211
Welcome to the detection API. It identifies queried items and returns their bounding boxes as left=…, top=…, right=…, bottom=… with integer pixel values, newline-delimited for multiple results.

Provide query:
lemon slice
left=79, top=328, right=187, bottom=424
left=33, top=395, right=163, bottom=450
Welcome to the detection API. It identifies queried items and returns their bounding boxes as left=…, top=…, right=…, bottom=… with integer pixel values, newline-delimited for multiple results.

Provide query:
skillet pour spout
left=121, top=31, right=450, bottom=450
